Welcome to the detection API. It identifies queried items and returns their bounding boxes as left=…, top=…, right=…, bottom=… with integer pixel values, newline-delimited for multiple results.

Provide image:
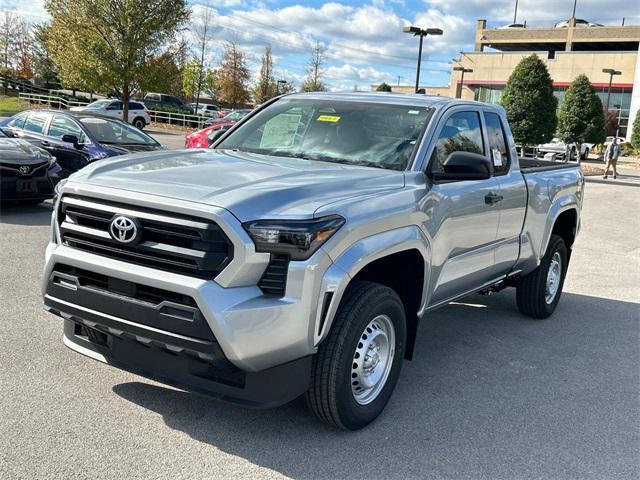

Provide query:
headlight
left=243, top=215, right=345, bottom=260
left=54, top=178, right=68, bottom=200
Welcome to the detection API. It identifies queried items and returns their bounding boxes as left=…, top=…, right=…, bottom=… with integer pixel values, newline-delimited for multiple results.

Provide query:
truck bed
left=519, top=158, right=579, bottom=173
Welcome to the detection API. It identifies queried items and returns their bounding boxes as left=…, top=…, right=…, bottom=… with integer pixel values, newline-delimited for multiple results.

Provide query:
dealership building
left=376, top=19, right=640, bottom=139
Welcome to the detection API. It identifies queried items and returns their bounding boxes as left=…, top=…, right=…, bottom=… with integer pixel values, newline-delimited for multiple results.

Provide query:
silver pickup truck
left=43, top=93, right=583, bottom=430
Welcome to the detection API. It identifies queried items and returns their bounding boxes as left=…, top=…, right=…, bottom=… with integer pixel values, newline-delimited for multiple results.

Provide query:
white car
left=70, top=99, right=151, bottom=130
left=554, top=18, right=603, bottom=28
left=537, top=138, right=593, bottom=162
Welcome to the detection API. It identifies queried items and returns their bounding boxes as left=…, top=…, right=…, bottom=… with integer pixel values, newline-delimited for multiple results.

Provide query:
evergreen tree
left=557, top=74, right=606, bottom=148
left=376, top=82, right=392, bottom=92
left=630, top=111, right=640, bottom=152
left=501, top=54, right=557, bottom=150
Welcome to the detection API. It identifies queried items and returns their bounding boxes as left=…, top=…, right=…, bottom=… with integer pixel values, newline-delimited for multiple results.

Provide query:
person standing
left=603, top=138, right=620, bottom=179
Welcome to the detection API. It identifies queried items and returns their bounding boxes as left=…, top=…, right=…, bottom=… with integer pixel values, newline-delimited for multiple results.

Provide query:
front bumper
left=0, top=166, right=61, bottom=200
left=43, top=261, right=313, bottom=407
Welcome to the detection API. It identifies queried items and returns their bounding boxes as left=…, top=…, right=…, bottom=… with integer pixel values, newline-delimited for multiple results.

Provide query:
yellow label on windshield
left=317, top=115, right=341, bottom=123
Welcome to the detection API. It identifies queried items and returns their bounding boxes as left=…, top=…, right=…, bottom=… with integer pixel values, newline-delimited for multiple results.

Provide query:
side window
left=7, top=113, right=27, bottom=129
left=106, top=101, right=122, bottom=111
left=129, top=102, right=143, bottom=110
left=23, top=113, right=50, bottom=134
left=47, top=115, right=86, bottom=142
left=429, top=111, right=484, bottom=174
left=483, top=112, right=510, bottom=175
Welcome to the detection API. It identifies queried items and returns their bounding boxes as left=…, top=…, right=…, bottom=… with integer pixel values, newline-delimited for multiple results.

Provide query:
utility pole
left=513, top=0, right=519, bottom=24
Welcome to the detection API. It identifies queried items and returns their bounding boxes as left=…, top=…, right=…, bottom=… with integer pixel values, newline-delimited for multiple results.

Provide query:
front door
left=422, top=109, right=502, bottom=307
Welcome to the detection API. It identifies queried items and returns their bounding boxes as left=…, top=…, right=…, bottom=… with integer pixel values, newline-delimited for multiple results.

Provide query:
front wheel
left=305, top=281, right=406, bottom=430
left=516, top=234, right=568, bottom=319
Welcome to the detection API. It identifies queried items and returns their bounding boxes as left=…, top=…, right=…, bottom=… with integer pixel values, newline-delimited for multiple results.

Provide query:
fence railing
left=18, top=92, right=211, bottom=129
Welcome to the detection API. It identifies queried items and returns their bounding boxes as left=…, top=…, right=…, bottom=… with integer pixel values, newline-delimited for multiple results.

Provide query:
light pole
left=513, top=0, right=519, bottom=24
left=453, top=66, right=473, bottom=98
left=602, top=68, right=621, bottom=112
left=403, top=26, right=443, bottom=93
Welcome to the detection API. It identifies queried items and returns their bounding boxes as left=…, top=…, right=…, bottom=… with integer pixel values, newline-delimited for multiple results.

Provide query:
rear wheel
left=305, top=281, right=406, bottom=430
left=516, top=234, right=568, bottom=319
left=132, top=117, right=146, bottom=130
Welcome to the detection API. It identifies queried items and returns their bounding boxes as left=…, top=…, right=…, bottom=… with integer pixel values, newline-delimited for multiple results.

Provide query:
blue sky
left=2, top=0, right=639, bottom=91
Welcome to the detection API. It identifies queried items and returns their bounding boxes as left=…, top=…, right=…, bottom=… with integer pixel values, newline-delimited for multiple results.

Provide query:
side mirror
left=432, top=151, right=493, bottom=181
left=207, top=127, right=230, bottom=147
left=61, top=134, right=82, bottom=149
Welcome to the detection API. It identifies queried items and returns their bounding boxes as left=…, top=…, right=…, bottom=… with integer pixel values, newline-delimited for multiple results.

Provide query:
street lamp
left=453, top=66, right=473, bottom=98
left=403, top=26, right=443, bottom=93
left=602, top=68, right=621, bottom=112
left=276, top=79, right=287, bottom=95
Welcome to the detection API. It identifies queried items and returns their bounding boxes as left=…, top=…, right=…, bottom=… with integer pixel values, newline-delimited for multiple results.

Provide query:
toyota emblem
left=19, top=165, right=30, bottom=175
left=109, top=215, right=140, bottom=244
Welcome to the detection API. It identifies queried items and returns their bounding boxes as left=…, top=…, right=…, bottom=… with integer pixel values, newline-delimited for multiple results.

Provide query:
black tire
left=516, top=234, right=568, bottom=319
left=132, top=117, right=145, bottom=130
left=305, top=281, right=406, bottom=430
left=581, top=148, right=589, bottom=161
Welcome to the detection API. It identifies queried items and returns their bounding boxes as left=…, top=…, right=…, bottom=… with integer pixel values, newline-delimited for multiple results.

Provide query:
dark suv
left=143, top=93, right=189, bottom=112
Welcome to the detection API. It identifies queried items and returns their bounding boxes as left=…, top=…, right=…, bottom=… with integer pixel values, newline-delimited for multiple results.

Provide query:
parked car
left=186, top=103, right=224, bottom=117
left=45, top=93, right=583, bottom=430
left=537, top=138, right=592, bottom=161
left=1, top=110, right=163, bottom=177
left=204, top=109, right=251, bottom=126
left=70, top=99, right=151, bottom=130
left=499, top=23, right=526, bottom=29
left=184, top=121, right=235, bottom=148
left=0, top=128, right=63, bottom=203
left=554, top=18, right=603, bottom=28
left=143, top=92, right=189, bottom=112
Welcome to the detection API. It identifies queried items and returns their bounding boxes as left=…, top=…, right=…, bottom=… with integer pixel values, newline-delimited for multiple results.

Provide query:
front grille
left=258, top=254, right=289, bottom=296
left=58, top=195, right=233, bottom=279
left=0, top=161, right=49, bottom=178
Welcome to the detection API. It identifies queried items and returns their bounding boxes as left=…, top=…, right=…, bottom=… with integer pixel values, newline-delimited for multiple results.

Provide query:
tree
left=217, top=41, right=250, bottom=108
left=138, top=50, right=183, bottom=97
left=557, top=74, right=606, bottom=149
left=253, top=44, right=276, bottom=104
left=630, top=111, right=640, bottom=152
left=32, top=24, right=59, bottom=88
left=300, top=41, right=327, bottom=92
left=501, top=54, right=557, bottom=150
left=45, top=0, right=189, bottom=121
left=182, top=57, right=202, bottom=101
left=191, top=2, right=215, bottom=111
left=13, top=21, right=34, bottom=80
left=376, top=82, right=392, bottom=92
left=0, top=11, right=20, bottom=71
left=604, top=108, right=619, bottom=137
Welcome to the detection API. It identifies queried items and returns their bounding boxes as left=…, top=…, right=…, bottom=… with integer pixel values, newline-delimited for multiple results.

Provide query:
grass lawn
left=0, top=96, right=28, bottom=115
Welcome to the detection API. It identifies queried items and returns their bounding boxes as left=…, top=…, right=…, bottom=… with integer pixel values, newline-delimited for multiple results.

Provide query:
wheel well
left=351, top=249, right=424, bottom=360
left=552, top=209, right=577, bottom=250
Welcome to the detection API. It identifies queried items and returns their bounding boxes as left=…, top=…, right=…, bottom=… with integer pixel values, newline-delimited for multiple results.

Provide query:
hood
left=71, top=149, right=405, bottom=221
left=0, top=138, right=52, bottom=164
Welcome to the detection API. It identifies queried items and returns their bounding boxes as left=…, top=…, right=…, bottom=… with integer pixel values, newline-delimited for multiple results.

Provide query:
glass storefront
left=474, top=85, right=633, bottom=136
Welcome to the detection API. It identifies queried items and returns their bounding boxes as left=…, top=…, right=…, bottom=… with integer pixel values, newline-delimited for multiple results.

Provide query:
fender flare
left=313, top=225, right=431, bottom=346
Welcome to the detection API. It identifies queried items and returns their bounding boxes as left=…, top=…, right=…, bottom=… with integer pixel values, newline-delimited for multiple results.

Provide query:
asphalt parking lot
left=1, top=171, right=639, bottom=479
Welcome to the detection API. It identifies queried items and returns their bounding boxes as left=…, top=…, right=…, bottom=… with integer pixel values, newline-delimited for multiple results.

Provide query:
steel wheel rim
left=545, top=252, right=562, bottom=304
left=351, top=314, right=395, bottom=405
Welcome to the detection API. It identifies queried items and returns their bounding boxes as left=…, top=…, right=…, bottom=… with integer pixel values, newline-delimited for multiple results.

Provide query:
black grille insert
left=258, top=254, right=289, bottom=296
left=58, top=195, right=233, bottom=279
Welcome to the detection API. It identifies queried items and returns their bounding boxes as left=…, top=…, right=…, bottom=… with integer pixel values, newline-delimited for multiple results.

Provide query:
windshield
left=85, top=100, right=112, bottom=109
left=79, top=117, right=158, bottom=145
left=217, top=99, right=431, bottom=171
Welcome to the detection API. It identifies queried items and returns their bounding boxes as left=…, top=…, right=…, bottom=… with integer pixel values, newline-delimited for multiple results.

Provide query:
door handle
left=485, top=192, right=503, bottom=205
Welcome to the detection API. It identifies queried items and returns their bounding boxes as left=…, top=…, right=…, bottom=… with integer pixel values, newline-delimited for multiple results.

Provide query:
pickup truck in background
left=43, top=93, right=583, bottom=430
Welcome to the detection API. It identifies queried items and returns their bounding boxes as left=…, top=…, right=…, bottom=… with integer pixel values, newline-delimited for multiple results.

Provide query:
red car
left=184, top=121, right=234, bottom=148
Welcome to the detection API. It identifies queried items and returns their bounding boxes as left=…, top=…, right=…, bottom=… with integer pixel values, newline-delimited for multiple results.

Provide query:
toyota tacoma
left=43, top=93, right=583, bottom=430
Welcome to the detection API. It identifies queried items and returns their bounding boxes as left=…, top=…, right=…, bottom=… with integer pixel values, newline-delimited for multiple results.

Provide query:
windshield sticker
left=492, top=148, right=503, bottom=166
left=407, top=110, right=420, bottom=115
left=317, top=115, right=341, bottom=123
